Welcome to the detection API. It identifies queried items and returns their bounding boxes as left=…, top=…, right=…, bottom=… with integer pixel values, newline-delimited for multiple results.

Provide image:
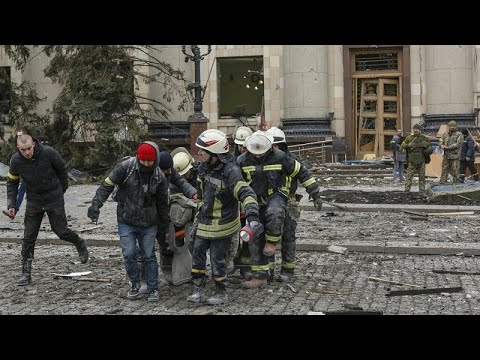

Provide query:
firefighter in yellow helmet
left=233, top=126, right=254, bottom=158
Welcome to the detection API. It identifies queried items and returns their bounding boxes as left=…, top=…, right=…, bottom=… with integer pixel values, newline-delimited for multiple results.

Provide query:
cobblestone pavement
left=1, top=242, right=480, bottom=315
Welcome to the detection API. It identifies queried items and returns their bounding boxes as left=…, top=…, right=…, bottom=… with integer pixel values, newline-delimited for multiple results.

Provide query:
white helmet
left=244, top=132, right=272, bottom=155
left=266, top=126, right=286, bottom=144
left=233, top=126, right=253, bottom=145
left=196, top=129, right=229, bottom=154
left=171, top=147, right=194, bottom=176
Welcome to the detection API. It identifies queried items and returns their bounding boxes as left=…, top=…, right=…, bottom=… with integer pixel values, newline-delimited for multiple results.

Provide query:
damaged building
left=1, top=45, right=479, bottom=161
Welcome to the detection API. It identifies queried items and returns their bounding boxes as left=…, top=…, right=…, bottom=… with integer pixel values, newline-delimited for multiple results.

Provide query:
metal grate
left=148, top=122, right=189, bottom=138
left=281, top=115, right=336, bottom=137
left=421, top=113, right=479, bottom=137
left=355, top=52, right=398, bottom=72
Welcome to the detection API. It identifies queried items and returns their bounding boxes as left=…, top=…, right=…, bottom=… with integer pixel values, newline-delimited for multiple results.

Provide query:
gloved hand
left=247, top=220, right=264, bottom=238
left=311, top=193, right=322, bottom=211
left=87, top=203, right=100, bottom=222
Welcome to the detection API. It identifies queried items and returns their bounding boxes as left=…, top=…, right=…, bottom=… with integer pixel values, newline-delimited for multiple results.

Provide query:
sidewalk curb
left=301, top=203, right=480, bottom=213
left=296, top=243, right=480, bottom=256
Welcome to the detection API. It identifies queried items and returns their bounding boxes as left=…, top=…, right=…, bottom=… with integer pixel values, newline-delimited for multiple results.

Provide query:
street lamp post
left=182, top=45, right=212, bottom=120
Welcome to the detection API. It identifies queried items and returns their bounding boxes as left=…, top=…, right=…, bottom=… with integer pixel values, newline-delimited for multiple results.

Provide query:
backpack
left=111, top=157, right=136, bottom=202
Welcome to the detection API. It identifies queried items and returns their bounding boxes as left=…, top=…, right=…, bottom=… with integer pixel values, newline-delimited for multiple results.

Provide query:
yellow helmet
left=233, top=126, right=254, bottom=145
left=171, top=147, right=194, bottom=176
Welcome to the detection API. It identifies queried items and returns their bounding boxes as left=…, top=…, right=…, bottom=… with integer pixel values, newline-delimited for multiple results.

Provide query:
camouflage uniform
left=402, top=133, right=432, bottom=192
left=439, top=129, right=463, bottom=184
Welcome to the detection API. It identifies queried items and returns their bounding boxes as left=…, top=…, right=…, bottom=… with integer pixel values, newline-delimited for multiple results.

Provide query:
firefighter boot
left=17, top=258, right=32, bottom=286
left=206, top=282, right=228, bottom=305
left=263, top=242, right=276, bottom=257
left=242, top=277, right=268, bottom=289
left=187, top=277, right=206, bottom=303
left=75, top=237, right=89, bottom=264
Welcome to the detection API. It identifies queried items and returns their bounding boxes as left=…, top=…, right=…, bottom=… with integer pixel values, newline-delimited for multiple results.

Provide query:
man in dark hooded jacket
left=87, top=141, right=169, bottom=301
left=6, top=133, right=89, bottom=286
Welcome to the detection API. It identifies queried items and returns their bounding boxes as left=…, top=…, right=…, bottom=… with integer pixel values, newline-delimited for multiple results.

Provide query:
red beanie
left=137, top=143, right=157, bottom=161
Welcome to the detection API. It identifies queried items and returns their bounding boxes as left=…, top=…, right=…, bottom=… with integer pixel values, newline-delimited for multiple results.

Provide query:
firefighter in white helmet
left=233, top=126, right=254, bottom=158
left=236, top=131, right=322, bottom=288
left=265, top=126, right=318, bottom=282
left=187, top=129, right=260, bottom=305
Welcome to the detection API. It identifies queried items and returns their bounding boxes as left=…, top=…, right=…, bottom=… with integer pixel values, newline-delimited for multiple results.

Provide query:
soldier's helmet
left=233, top=126, right=254, bottom=145
left=196, top=129, right=229, bottom=154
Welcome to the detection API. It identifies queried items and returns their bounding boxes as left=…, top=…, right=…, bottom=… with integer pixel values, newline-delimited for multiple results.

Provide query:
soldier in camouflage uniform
left=401, top=124, right=432, bottom=194
left=439, top=120, right=463, bottom=184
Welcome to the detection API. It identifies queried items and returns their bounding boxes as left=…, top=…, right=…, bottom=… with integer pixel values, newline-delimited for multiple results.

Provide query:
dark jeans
left=22, top=205, right=81, bottom=259
left=459, top=160, right=478, bottom=180
left=118, top=223, right=158, bottom=292
left=191, top=236, right=230, bottom=289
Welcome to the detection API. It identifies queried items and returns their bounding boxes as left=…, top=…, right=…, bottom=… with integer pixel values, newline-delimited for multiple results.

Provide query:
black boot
left=75, top=237, right=89, bottom=264
left=474, top=174, right=479, bottom=181
left=17, top=258, right=32, bottom=286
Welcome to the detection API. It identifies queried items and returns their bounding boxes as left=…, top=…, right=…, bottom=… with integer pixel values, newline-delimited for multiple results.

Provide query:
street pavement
left=1, top=183, right=480, bottom=315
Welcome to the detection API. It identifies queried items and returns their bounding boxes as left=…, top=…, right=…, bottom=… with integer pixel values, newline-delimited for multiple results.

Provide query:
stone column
left=425, top=45, right=473, bottom=114
left=409, top=45, right=426, bottom=128
left=473, top=45, right=480, bottom=112
left=189, top=116, right=208, bottom=157
left=283, top=45, right=329, bottom=119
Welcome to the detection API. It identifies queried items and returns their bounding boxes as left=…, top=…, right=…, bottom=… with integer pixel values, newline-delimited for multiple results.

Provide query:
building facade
left=2, top=45, right=479, bottom=159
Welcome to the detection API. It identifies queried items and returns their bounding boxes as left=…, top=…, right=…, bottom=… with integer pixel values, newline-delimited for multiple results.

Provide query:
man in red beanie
left=87, top=141, right=169, bottom=302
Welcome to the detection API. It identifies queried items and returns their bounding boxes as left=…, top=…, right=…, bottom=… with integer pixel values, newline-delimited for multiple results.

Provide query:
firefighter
left=231, top=126, right=254, bottom=279
left=187, top=129, right=260, bottom=305
left=233, top=126, right=254, bottom=158
left=237, top=131, right=322, bottom=288
left=266, top=126, right=316, bottom=281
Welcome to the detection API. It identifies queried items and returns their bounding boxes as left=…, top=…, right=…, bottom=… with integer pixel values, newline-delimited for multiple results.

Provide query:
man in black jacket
left=6, top=134, right=89, bottom=286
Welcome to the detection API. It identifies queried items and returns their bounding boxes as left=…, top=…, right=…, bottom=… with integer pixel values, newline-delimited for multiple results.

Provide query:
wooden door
left=356, top=78, right=401, bottom=157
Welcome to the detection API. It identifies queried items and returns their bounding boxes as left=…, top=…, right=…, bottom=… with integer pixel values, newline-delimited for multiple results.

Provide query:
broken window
left=217, top=56, right=264, bottom=117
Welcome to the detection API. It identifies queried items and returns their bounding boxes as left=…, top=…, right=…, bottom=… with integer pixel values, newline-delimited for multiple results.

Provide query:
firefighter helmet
left=266, top=126, right=286, bottom=144
left=172, top=150, right=194, bottom=176
left=233, top=126, right=254, bottom=145
left=196, top=129, right=229, bottom=154
left=244, top=132, right=272, bottom=155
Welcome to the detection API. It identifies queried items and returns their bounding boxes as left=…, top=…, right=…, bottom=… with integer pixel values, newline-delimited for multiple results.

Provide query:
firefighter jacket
left=196, top=153, right=259, bottom=239
left=7, top=137, right=68, bottom=210
left=236, top=148, right=320, bottom=202
left=169, top=162, right=199, bottom=196
left=90, top=141, right=170, bottom=233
